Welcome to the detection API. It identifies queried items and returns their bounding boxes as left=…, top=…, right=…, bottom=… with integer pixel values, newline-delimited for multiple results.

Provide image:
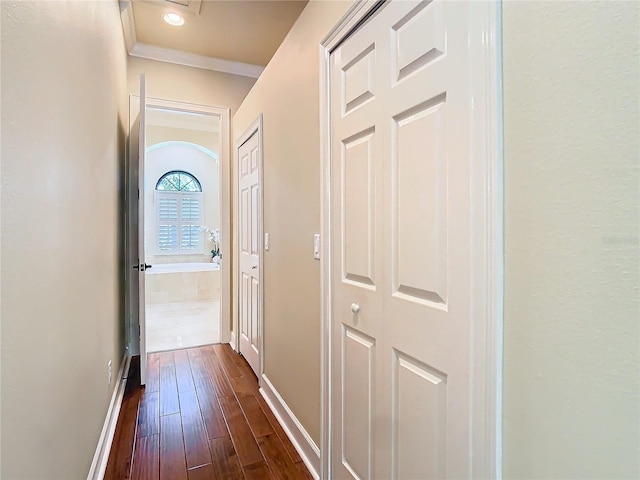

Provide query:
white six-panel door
left=238, top=131, right=261, bottom=376
left=137, top=75, right=147, bottom=384
left=331, top=1, right=473, bottom=478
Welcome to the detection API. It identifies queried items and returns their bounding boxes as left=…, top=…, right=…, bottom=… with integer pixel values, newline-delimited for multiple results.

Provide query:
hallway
left=105, top=345, right=312, bottom=479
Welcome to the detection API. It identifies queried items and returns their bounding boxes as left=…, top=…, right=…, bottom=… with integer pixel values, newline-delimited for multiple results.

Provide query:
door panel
left=342, top=326, right=375, bottom=480
left=137, top=75, right=147, bottom=384
left=331, top=1, right=472, bottom=477
left=393, top=94, right=448, bottom=307
left=342, top=129, right=376, bottom=287
left=393, top=350, right=447, bottom=480
left=238, top=130, right=261, bottom=376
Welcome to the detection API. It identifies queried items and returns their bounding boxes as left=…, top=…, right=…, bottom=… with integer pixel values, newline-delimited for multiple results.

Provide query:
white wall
left=1, top=0, right=128, bottom=478
left=145, top=143, right=220, bottom=264
left=234, top=0, right=354, bottom=445
left=503, top=2, right=640, bottom=478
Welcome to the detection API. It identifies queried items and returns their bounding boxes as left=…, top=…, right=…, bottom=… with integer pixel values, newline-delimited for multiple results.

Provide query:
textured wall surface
left=233, top=0, right=353, bottom=444
left=503, top=2, right=640, bottom=478
left=128, top=56, right=256, bottom=124
left=1, top=1, right=128, bottom=478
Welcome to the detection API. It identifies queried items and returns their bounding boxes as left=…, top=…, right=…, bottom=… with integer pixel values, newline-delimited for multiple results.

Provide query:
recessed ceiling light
left=163, top=12, right=185, bottom=26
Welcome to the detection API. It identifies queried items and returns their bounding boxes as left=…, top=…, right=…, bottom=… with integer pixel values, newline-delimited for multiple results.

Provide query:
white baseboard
left=260, top=374, right=320, bottom=479
left=87, top=355, right=132, bottom=480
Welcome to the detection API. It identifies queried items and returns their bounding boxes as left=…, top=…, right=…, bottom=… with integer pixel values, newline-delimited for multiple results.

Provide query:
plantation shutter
left=156, top=191, right=204, bottom=254
left=181, top=193, right=203, bottom=251
left=157, top=193, right=179, bottom=253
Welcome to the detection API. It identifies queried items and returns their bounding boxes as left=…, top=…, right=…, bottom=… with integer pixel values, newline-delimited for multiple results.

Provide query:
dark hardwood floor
left=105, top=344, right=312, bottom=480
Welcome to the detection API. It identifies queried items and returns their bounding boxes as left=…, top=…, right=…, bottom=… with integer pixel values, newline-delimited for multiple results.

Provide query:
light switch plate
left=313, top=234, right=320, bottom=260
left=264, top=233, right=270, bottom=251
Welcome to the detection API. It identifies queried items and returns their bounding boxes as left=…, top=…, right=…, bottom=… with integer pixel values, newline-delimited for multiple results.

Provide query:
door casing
left=232, top=114, right=265, bottom=381
left=125, top=97, right=232, bottom=358
left=318, top=1, right=504, bottom=478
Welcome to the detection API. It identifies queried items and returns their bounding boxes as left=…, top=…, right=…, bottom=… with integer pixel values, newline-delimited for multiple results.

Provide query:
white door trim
left=125, top=96, right=232, bottom=355
left=318, top=2, right=504, bottom=479
left=233, top=114, right=265, bottom=380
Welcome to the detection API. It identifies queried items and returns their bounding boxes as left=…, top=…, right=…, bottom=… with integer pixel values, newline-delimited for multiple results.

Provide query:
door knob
left=351, top=303, right=360, bottom=314
left=251, top=265, right=258, bottom=269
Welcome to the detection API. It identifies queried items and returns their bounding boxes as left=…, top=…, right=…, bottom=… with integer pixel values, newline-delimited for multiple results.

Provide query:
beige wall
left=1, top=0, right=128, bottom=478
left=503, top=2, right=640, bottom=478
left=147, top=124, right=219, bottom=153
left=128, top=56, right=256, bottom=121
left=233, top=0, right=353, bottom=445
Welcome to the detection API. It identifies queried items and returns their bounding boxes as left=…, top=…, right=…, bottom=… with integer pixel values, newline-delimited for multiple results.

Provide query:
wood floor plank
left=174, top=349, right=196, bottom=392
left=255, top=394, right=303, bottom=464
left=160, top=413, right=188, bottom=480
left=230, top=349, right=304, bottom=466
left=257, top=433, right=300, bottom=480
left=237, top=394, right=274, bottom=439
left=109, top=348, right=312, bottom=480
left=186, top=463, right=216, bottom=480
left=159, top=353, right=180, bottom=416
left=200, top=346, right=234, bottom=397
left=292, top=461, right=314, bottom=480
left=213, top=344, right=242, bottom=378
left=186, top=348, right=209, bottom=379
left=209, top=436, right=244, bottom=480
left=218, top=395, right=264, bottom=466
left=131, top=434, right=159, bottom=480
left=104, top=378, right=141, bottom=480
left=229, top=375, right=254, bottom=398
left=178, top=389, right=212, bottom=469
left=137, top=391, right=159, bottom=438
left=194, top=376, right=229, bottom=440
left=242, top=460, right=275, bottom=480
left=237, top=363, right=261, bottom=396
left=146, top=353, right=160, bottom=393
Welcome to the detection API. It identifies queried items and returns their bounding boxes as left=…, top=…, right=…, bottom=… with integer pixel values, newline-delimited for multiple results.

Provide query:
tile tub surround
left=146, top=263, right=220, bottom=304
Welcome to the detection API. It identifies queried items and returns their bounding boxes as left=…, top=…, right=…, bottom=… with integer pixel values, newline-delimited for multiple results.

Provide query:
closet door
left=330, top=2, right=474, bottom=477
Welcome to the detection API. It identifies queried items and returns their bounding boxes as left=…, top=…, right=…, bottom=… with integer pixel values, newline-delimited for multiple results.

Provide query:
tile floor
left=146, top=299, right=220, bottom=352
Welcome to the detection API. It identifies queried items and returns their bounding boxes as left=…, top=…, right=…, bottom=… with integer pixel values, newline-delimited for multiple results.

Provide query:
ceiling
left=130, top=0, right=309, bottom=68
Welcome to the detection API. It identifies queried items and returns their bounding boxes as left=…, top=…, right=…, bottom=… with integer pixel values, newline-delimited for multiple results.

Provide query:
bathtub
left=146, top=262, right=220, bottom=274
left=145, top=262, right=220, bottom=304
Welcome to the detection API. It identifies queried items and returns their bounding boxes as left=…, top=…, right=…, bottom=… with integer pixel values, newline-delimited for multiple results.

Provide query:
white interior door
left=331, top=1, right=473, bottom=478
left=238, top=130, right=261, bottom=376
left=137, top=75, right=148, bottom=384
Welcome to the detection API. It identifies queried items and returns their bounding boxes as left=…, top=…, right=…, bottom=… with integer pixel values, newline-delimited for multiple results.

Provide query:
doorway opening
left=126, top=94, right=232, bottom=369
left=144, top=122, right=221, bottom=351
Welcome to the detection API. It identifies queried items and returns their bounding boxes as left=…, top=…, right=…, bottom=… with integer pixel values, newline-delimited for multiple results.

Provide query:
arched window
left=156, top=170, right=202, bottom=192
left=155, top=170, right=204, bottom=255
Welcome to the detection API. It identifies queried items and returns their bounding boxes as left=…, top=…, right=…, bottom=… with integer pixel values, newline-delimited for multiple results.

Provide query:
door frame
left=125, top=96, right=232, bottom=356
left=232, top=114, right=265, bottom=381
left=318, top=1, right=504, bottom=479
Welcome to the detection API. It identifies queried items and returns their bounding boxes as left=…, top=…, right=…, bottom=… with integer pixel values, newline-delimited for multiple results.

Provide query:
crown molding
left=119, top=0, right=263, bottom=79
left=119, top=0, right=137, bottom=53
left=129, top=43, right=265, bottom=79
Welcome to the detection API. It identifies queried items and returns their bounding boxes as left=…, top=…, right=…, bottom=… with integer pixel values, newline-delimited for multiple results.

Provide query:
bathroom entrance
left=127, top=93, right=231, bottom=363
